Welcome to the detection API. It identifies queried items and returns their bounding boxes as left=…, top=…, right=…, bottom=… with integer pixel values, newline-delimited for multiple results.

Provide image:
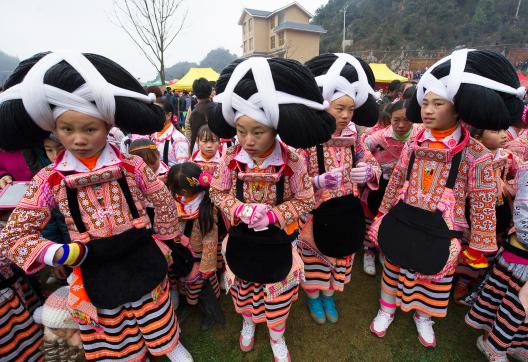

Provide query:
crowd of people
left=0, top=48, right=527, bottom=362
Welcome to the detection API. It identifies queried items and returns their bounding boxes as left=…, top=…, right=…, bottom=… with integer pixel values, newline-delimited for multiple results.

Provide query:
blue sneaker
left=321, top=295, right=338, bottom=323
left=306, top=296, right=326, bottom=324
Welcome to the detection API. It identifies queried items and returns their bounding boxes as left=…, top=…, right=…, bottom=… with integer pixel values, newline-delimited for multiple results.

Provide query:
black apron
left=163, top=219, right=200, bottom=278
left=311, top=144, right=365, bottom=258
left=66, top=172, right=168, bottom=309
left=378, top=150, right=464, bottom=275
left=225, top=165, right=295, bottom=284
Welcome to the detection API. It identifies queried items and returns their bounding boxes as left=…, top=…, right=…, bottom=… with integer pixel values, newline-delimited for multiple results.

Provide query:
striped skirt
left=382, top=258, right=455, bottom=318
left=180, top=274, right=220, bottom=306
left=465, top=260, right=528, bottom=357
left=0, top=286, right=43, bottom=362
left=299, top=246, right=353, bottom=292
left=230, top=279, right=299, bottom=329
left=79, top=279, right=180, bottom=361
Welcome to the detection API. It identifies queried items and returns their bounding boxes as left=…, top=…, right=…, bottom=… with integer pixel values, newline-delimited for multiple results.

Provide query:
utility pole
left=342, top=3, right=349, bottom=52
left=515, top=0, right=522, bottom=19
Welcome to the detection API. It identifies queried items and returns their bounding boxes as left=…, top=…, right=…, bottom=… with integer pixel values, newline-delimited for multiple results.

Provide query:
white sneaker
left=270, top=336, right=291, bottom=362
left=370, top=309, right=394, bottom=337
left=413, top=313, right=436, bottom=348
left=170, top=289, right=179, bottom=310
left=168, top=342, right=193, bottom=362
left=239, top=319, right=255, bottom=352
left=363, top=253, right=376, bottom=276
left=477, top=336, right=509, bottom=362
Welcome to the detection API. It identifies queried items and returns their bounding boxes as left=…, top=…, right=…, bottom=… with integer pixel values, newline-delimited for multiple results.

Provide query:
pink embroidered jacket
left=379, top=127, right=497, bottom=252
left=303, top=122, right=381, bottom=207
left=210, top=141, right=315, bottom=231
left=0, top=145, right=179, bottom=274
left=364, top=125, right=421, bottom=180
left=151, top=124, right=189, bottom=166
left=191, top=150, right=221, bottom=176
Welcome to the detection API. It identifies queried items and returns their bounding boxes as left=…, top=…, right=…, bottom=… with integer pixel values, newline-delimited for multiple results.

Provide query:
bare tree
left=112, top=0, right=188, bottom=83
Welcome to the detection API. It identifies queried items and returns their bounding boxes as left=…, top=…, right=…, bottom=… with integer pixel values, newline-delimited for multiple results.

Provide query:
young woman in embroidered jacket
left=298, top=53, right=381, bottom=325
left=362, top=99, right=421, bottom=276
left=369, top=49, right=525, bottom=348
left=0, top=52, right=193, bottom=361
left=208, top=57, right=335, bottom=362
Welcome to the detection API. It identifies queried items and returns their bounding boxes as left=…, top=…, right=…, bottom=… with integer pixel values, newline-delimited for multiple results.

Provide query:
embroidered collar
left=53, top=144, right=122, bottom=173
left=506, top=126, right=519, bottom=141
left=234, top=139, right=284, bottom=169
left=493, top=148, right=510, bottom=161
left=192, top=150, right=221, bottom=163
left=152, top=123, right=175, bottom=142
left=339, top=122, right=357, bottom=137
left=417, top=124, right=462, bottom=149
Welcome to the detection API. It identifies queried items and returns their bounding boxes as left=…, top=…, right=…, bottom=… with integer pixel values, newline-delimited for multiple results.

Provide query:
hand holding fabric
left=235, top=203, right=257, bottom=224
left=349, top=162, right=373, bottom=184
left=313, top=167, right=344, bottom=190
left=249, top=210, right=278, bottom=231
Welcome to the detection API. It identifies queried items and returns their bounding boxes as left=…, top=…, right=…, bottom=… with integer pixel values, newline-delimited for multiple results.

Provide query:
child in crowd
left=166, top=162, right=224, bottom=330
left=0, top=51, right=193, bottom=361
left=129, top=138, right=169, bottom=182
left=151, top=99, right=189, bottom=166
left=208, top=57, right=334, bottom=361
left=466, top=162, right=528, bottom=361
left=369, top=49, right=524, bottom=347
left=454, top=127, right=521, bottom=305
left=362, top=98, right=420, bottom=276
left=298, top=53, right=381, bottom=324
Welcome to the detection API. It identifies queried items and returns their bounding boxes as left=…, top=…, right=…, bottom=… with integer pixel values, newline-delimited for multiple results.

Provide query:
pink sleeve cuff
left=267, top=210, right=278, bottom=225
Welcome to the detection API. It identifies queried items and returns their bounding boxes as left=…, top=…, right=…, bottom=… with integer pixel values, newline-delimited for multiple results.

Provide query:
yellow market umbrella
left=173, top=68, right=219, bottom=91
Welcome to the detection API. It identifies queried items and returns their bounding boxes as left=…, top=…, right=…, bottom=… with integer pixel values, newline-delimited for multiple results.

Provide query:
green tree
left=471, top=0, right=498, bottom=32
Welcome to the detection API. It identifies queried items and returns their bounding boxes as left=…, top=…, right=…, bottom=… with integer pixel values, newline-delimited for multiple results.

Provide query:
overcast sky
left=1, top=0, right=329, bottom=81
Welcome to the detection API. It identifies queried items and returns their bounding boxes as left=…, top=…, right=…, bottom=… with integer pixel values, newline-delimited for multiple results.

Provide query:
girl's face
left=55, top=111, right=110, bottom=159
left=420, top=92, right=458, bottom=130
left=198, top=135, right=220, bottom=159
left=390, top=108, right=413, bottom=136
left=236, top=116, right=277, bottom=158
left=43, top=138, right=64, bottom=163
left=328, top=95, right=355, bottom=133
left=479, top=129, right=508, bottom=151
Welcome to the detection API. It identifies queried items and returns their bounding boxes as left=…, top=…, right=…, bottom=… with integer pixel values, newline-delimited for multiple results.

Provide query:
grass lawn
left=154, top=253, right=486, bottom=362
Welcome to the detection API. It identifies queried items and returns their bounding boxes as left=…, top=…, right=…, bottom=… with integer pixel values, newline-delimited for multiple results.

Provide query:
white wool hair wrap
left=0, top=51, right=156, bottom=132
left=315, top=53, right=377, bottom=107
left=212, top=57, right=328, bottom=129
left=417, top=48, right=526, bottom=105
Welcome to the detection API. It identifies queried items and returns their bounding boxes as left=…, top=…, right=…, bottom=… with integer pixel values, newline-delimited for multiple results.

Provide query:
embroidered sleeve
left=272, top=151, right=315, bottom=229
left=199, top=212, right=218, bottom=274
left=136, top=160, right=179, bottom=240
left=170, top=135, right=190, bottom=165
left=210, top=152, right=244, bottom=225
left=0, top=169, right=56, bottom=273
left=355, top=137, right=381, bottom=191
left=379, top=144, right=410, bottom=214
left=468, top=155, right=497, bottom=252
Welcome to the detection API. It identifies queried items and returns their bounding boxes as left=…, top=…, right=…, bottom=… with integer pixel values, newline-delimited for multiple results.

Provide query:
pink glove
left=235, top=204, right=256, bottom=224
left=249, top=210, right=278, bottom=231
left=349, top=162, right=373, bottom=184
left=313, top=168, right=344, bottom=190
left=369, top=213, right=384, bottom=247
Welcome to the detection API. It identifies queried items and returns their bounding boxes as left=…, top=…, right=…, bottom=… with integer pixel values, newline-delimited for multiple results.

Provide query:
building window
left=270, top=16, right=275, bottom=29
left=248, top=18, right=253, bottom=32
left=278, top=12, right=285, bottom=24
left=243, top=40, right=247, bottom=52
left=270, top=36, right=275, bottom=49
left=243, top=22, right=246, bottom=35
left=249, top=38, right=253, bottom=50
left=278, top=32, right=285, bottom=46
